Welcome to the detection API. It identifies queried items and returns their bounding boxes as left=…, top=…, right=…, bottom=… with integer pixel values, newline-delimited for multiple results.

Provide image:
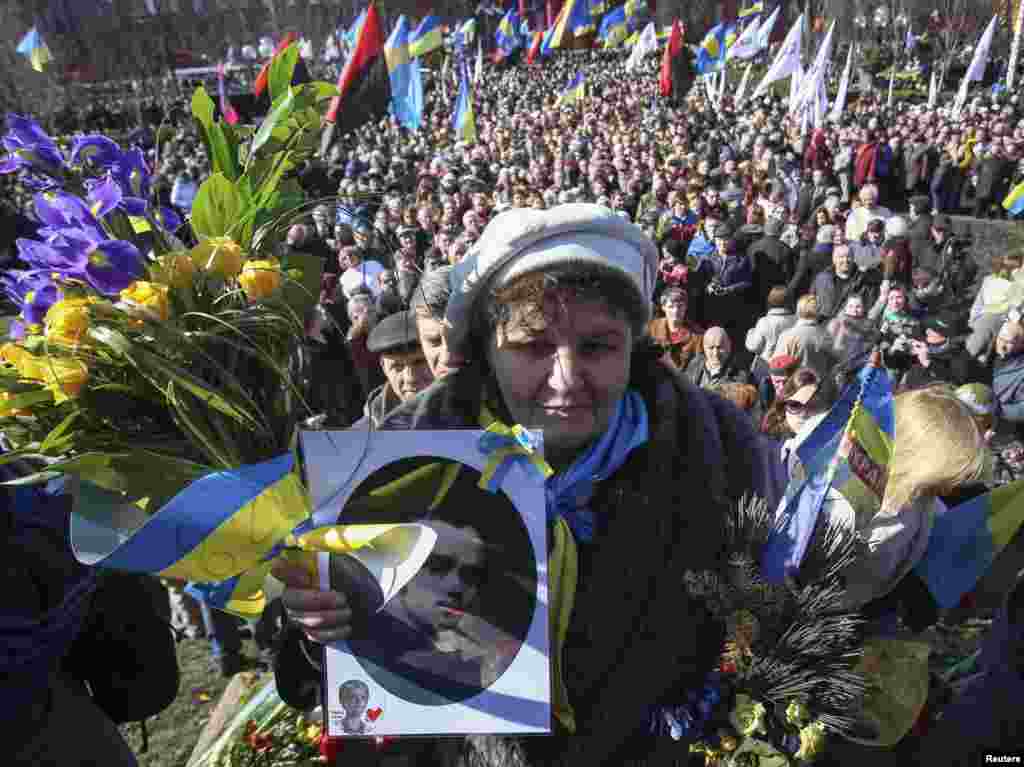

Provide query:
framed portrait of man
left=301, top=430, right=550, bottom=737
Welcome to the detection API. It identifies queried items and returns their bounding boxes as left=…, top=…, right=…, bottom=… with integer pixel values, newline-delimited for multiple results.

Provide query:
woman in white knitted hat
left=272, top=204, right=784, bottom=766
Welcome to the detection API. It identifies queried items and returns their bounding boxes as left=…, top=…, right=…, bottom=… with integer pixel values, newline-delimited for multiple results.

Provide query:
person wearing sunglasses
left=760, top=367, right=837, bottom=450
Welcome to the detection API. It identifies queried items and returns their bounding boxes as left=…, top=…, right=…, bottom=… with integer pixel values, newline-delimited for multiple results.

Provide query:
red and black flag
left=659, top=19, right=682, bottom=97
left=253, top=32, right=312, bottom=111
left=324, top=3, right=390, bottom=143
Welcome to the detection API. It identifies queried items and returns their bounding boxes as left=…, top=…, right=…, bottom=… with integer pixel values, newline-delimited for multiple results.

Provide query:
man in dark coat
left=796, top=169, right=830, bottom=224
left=906, top=195, right=934, bottom=270
left=901, top=312, right=981, bottom=390
left=748, top=220, right=795, bottom=312
left=685, top=326, right=754, bottom=389
left=973, top=145, right=1013, bottom=219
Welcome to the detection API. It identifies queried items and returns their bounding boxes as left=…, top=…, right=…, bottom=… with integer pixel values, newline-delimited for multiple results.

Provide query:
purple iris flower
left=33, top=191, right=107, bottom=243
left=154, top=206, right=182, bottom=233
left=69, top=135, right=123, bottom=169
left=75, top=239, right=145, bottom=295
left=0, top=114, right=66, bottom=176
left=110, top=146, right=152, bottom=200
left=1, top=270, right=60, bottom=326
left=85, top=175, right=148, bottom=218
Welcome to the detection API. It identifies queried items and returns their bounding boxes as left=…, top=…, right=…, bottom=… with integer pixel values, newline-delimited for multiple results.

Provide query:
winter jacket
left=684, top=351, right=755, bottom=390
left=273, top=355, right=784, bottom=767
left=812, top=268, right=878, bottom=320
left=745, top=308, right=797, bottom=363
left=774, top=319, right=834, bottom=376
left=647, top=317, right=705, bottom=372
left=748, top=235, right=794, bottom=307
left=785, top=243, right=834, bottom=307
left=900, top=341, right=980, bottom=390
left=994, top=352, right=1024, bottom=426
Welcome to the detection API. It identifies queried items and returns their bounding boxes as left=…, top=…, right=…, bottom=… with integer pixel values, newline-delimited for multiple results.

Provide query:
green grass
left=119, top=638, right=251, bottom=767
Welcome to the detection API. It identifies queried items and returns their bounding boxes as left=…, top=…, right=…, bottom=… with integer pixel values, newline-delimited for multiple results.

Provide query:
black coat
left=273, top=357, right=783, bottom=767
left=975, top=156, right=1013, bottom=201
left=748, top=234, right=794, bottom=308
left=907, top=214, right=934, bottom=270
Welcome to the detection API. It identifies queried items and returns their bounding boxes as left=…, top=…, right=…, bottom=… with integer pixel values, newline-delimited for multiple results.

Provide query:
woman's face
left=844, top=297, right=865, bottom=319
left=487, top=294, right=632, bottom=466
left=887, top=289, right=907, bottom=313
left=784, top=383, right=822, bottom=435
left=662, top=294, right=687, bottom=326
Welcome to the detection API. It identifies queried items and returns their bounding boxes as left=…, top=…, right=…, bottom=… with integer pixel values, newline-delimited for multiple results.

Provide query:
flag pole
left=1009, top=0, right=1024, bottom=91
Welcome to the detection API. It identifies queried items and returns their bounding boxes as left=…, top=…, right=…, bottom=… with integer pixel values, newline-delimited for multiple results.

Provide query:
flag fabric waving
left=915, top=477, right=1024, bottom=608
left=526, top=30, right=544, bottom=64
left=452, top=61, right=477, bottom=143
left=542, top=0, right=592, bottom=53
left=727, top=16, right=761, bottom=60
left=953, top=15, right=998, bottom=116
left=751, top=12, right=803, bottom=100
left=762, top=361, right=894, bottom=585
left=409, top=14, right=444, bottom=57
left=598, top=6, right=628, bottom=48
left=659, top=19, right=683, bottom=97
left=1004, top=179, right=1024, bottom=216
left=830, top=43, right=854, bottom=123
left=625, top=21, right=657, bottom=71
left=695, top=23, right=728, bottom=74
left=16, top=27, right=52, bottom=73
left=756, top=5, right=781, bottom=50
left=385, top=15, right=421, bottom=130
left=325, top=3, right=391, bottom=138
left=496, top=9, right=522, bottom=53
left=738, top=1, right=764, bottom=19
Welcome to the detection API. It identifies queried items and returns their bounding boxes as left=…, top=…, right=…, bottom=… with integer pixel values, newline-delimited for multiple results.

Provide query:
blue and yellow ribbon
left=477, top=420, right=553, bottom=493
left=70, top=453, right=420, bottom=620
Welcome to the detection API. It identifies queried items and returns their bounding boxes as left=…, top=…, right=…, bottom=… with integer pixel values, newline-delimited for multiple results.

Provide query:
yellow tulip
left=40, top=357, right=89, bottom=404
left=44, top=298, right=91, bottom=346
left=153, top=251, right=196, bottom=288
left=120, top=281, right=171, bottom=321
left=14, top=351, right=46, bottom=382
left=190, top=237, right=244, bottom=278
left=238, top=258, right=283, bottom=302
left=0, top=342, right=28, bottom=369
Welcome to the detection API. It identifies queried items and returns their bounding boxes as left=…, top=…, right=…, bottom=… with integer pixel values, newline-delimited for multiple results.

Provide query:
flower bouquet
left=0, top=45, right=381, bottom=617
left=656, top=495, right=869, bottom=766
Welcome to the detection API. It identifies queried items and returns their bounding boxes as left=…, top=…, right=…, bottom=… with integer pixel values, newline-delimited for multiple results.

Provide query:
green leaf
left=0, top=389, right=54, bottom=412
left=207, top=123, right=241, bottom=181
left=39, top=410, right=80, bottom=453
left=268, top=44, right=300, bottom=105
left=191, top=86, right=216, bottom=131
left=251, top=88, right=295, bottom=157
left=190, top=173, right=243, bottom=239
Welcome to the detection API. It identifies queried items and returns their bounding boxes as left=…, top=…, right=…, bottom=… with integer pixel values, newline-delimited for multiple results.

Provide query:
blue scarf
left=545, top=390, right=649, bottom=543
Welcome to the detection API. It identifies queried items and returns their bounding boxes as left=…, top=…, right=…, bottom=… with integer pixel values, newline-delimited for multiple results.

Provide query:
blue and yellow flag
left=496, top=9, right=522, bottom=53
left=555, top=71, right=585, bottom=106
left=916, top=478, right=1024, bottom=608
left=1004, top=180, right=1024, bottom=217
left=409, top=14, right=443, bottom=57
left=696, top=23, right=729, bottom=74
left=451, top=62, right=477, bottom=143
left=598, top=6, right=627, bottom=47
left=16, top=27, right=51, bottom=72
left=542, top=0, right=593, bottom=53
left=762, top=363, right=894, bottom=584
left=385, top=15, right=421, bottom=130
left=739, top=1, right=764, bottom=19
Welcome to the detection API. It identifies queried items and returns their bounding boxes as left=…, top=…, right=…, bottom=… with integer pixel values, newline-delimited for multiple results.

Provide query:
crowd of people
left=6, top=38, right=1024, bottom=767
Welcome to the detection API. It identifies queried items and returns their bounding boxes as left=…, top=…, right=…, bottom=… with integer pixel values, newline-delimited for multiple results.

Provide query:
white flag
left=728, top=17, right=761, bottom=60
left=788, top=60, right=804, bottom=113
left=793, top=20, right=835, bottom=115
left=475, top=37, right=483, bottom=83
left=756, top=6, right=781, bottom=50
left=953, top=15, right=998, bottom=115
left=830, top=44, right=853, bottom=122
left=626, top=22, right=657, bottom=71
left=751, top=13, right=804, bottom=101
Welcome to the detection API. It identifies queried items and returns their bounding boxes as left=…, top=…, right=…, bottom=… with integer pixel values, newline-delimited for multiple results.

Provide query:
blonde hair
left=883, top=385, right=987, bottom=514
left=796, top=294, right=818, bottom=320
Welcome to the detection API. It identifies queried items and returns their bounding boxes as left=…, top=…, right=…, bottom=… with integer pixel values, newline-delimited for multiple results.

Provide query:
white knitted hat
left=445, top=203, right=658, bottom=351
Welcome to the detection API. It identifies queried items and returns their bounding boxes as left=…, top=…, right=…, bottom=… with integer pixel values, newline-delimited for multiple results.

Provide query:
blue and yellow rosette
left=69, top=452, right=422, bottom=620
left=477, top=420, right=553, bottom=492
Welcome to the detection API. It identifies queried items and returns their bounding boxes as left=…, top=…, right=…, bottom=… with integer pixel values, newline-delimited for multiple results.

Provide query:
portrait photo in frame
left=300, top=430, right=551, bottom=738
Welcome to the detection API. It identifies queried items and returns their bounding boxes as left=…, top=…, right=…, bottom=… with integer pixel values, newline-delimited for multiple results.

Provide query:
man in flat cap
left=359, top=310, right=433, bottom=427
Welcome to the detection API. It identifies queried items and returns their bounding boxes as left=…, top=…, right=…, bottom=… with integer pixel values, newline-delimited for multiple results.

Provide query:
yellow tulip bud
left=238, top=258, right=283, bottom=302
left=120, top=281, right=171, bottom=322
left=153, top=251, right=197, bottom=288
left=44, top=298, right=91, bottom=346
left=190, top=237, right=244, bottom=278
left=14, top=351, right=46, bottom=382
left=40, top=357, right=89, bottom=404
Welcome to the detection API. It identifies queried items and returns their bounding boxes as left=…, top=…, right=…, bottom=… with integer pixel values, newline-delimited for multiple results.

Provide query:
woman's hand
left=271, top=559, right=353, bottom=644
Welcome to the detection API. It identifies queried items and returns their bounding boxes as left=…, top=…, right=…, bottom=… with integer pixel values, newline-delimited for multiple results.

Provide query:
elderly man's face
left=381, top=347, right=433, bottom=402
left=703, top=332, right=731, bottom=372
left=833, top=247, right=853, bottom=277
left=859, top=187, right=877, bottom=206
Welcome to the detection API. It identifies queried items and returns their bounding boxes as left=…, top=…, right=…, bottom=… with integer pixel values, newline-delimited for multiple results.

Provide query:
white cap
left=446, top=203, right=658, bottom=351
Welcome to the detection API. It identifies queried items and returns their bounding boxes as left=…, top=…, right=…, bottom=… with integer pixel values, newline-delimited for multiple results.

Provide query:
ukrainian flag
left=1004, top=180, right=1024, bottom=217
left=16, top=27, right=51, bottom=73
left=452, top=62, right=477, bottom=143
left=598, top=6, right=627, bottom=47
left=589, top=0, right=607, bottom=19
left=496, top=9, right=522, bottom=53
left=739, top=1, right=764, bottom=19
left=542, top=0, right=593, bottom=53
left=916, top=479, right=1024, bottom=608
left=386, top=15, right=420, bottom=130
left=762, top=363, right=894, bottom=584
left=409, top=14, right=443, bottom=57
left=555, top=72, right=585, bottom=105
left=695, top=23, right=729, bottom=74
